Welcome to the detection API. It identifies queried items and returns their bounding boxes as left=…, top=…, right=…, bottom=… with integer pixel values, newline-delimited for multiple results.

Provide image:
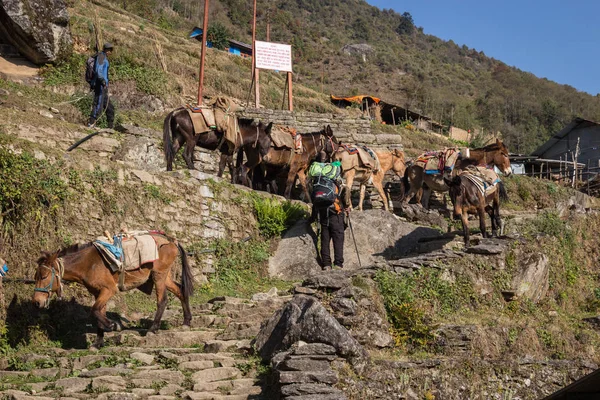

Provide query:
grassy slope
left=99, top=0, right=600, bottom=155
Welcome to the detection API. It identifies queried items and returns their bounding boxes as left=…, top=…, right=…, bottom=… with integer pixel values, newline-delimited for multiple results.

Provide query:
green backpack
left=308, top=162, right=341, bottom=181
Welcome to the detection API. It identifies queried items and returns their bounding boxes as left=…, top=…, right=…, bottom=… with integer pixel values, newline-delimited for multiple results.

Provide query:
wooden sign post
left=196, top=0, right=209, bottom=106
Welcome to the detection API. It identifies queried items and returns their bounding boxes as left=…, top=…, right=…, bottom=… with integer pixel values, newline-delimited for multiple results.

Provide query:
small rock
left=50, top=107, right=60, bottom=114
left=330, top=297, right=357, bottom=316
left=0, top=88, right=9, bottom=96
left=295, top=286, right=317, bottom=295
left=39, top=109, right=54, bottom=118
left=131, top=352, right=155, bottom=365
left=191, top=367, right=239, bottom=383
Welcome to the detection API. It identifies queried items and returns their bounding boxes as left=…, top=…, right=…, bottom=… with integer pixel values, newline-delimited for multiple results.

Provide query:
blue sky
left=365, top=0, right=600, bottom=96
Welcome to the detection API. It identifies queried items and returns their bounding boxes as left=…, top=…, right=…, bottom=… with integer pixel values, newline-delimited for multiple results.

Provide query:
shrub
left=0, top=148, right=69, bottom=229
left=375, top=269, right=474, bottom=350
left=40, top=54, right=87, bottom=87
left=253, top=197, right=307, bottom=238
left=207, top=22, right=231, bottom=50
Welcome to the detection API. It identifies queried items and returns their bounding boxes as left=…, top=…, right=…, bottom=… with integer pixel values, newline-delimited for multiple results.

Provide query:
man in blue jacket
left=88, top=43, right=115, bottom=129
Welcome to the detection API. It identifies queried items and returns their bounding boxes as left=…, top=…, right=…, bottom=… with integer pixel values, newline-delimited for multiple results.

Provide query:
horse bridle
left=34, top=258, right=65, bottom=297
left=319, top=134, right=337, bottom=159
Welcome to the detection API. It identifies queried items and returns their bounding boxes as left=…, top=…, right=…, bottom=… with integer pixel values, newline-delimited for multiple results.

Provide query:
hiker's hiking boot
left=332, top=265, right=343, bottom=270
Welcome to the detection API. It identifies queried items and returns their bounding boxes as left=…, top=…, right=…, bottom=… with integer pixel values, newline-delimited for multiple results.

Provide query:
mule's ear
left=496, top=138, right=501, bottom=145
left=265, top=122, right=273, bottom=134
left=326, top=125, right=333, bottom=136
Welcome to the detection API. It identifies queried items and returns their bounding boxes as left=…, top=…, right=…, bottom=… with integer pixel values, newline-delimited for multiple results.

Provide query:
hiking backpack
left=85, top=53, right=98, bottom=87
left=308, top=162, right=342, bottom=207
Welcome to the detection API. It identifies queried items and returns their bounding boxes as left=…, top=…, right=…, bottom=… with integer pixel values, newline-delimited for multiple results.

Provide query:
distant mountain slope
left=108, top=0, right=600, bottom=154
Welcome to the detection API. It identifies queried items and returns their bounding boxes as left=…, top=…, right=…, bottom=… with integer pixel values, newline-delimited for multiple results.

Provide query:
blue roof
left=189, top=27, right=203, bottom=39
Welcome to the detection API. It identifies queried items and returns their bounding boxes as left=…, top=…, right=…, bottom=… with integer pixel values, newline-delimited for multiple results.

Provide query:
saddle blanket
left=185, top=97, right=239, bottom=151
left=340, top=143, right=359, bottom=155
left=186, top=106, right=213, bottom=135
left=341, top=144, right=379, bottom=171
left=416, top=148, right=460, bottom=175
left=459, top=166, right=500, bottom=196
left=94, top=232, right=159, bottom=273
left=270, top=125, right=302, bottom=153
left=211, top=96, right=240, bottom=150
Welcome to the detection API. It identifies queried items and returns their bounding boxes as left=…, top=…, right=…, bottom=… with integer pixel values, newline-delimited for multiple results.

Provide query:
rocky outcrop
left=273, top=342, right=348, bottom=400
left=508, top=252, right=549, bottom=303
left=269, top=209, right=441, bottom=278
left=254, top=295, right=369, bottom=370
left=0, top=0, right=72, bottom=64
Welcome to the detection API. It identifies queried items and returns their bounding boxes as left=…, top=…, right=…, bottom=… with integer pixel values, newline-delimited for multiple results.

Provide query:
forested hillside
left=101, top=0, right=600, bottom=154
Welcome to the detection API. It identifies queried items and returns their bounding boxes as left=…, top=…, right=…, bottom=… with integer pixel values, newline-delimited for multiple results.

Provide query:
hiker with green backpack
left=308, top=160, right=349, bottom=270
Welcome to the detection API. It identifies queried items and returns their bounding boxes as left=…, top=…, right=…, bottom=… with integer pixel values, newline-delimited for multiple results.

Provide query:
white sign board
left=255, top=40, right=292, bottom=72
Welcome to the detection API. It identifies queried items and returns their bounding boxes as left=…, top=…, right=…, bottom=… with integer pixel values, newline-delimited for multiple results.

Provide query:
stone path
left=0, top=293, right=291, bottom=400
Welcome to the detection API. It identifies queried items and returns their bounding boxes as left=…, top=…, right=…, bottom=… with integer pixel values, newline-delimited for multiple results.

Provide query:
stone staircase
left=0, top=294, right=291, bottom=400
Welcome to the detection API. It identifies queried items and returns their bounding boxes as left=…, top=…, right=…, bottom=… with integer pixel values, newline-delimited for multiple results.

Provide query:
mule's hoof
left=146, top=331, right=155, bottom=336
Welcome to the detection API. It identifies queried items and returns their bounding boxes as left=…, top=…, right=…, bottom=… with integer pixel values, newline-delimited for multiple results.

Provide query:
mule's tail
left=498, top=181, right=509, bottom=202
left=177, top=243, right=194, bottom=300
left=163, top=111, right=175, bottom=171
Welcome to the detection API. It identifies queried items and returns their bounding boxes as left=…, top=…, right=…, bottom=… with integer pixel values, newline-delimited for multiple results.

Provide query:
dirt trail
left=0, top=56, right=38, bottom=79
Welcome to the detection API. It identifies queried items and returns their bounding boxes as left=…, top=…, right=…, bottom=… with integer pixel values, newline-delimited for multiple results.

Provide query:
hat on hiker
left=103, top=42, right=114, bottom=51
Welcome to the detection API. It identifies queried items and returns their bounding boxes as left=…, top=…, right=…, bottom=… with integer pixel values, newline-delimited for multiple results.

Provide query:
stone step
left=87, top=329, right=221, bottom=348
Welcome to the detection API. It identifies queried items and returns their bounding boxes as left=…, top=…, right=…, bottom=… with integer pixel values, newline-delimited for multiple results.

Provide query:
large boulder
left=509, top=252, right=549, bottom=303
left=254, top=295, right=369, bottom=370
left=0, top=0, right=72, bottom=64
left=269, top=209, right=441, bottom=279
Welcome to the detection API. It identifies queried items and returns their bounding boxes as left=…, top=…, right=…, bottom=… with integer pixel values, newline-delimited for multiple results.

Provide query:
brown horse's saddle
left=459, top=166, right=500, bottom=196
left=94, top=232, right=159, bottom=273
left=186, top=104, right=216, bottom=134
left=270, top=125, right=302, bottom=153
left=415, top=148, right=460, bottom=175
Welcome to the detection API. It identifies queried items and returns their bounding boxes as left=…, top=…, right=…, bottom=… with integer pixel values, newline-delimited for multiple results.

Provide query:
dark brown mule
left=444, top=174, right=508, bottom=247
left=238, top=125, right=339, bottom=200
left=403, top=139, right=512, bottom=208
left=163, top=107, right=273, bottom=179
left=33, top=233, right=193, bottom=348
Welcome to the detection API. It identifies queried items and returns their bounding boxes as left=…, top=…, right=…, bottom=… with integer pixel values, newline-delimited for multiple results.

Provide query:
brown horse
left=238, top=125, right=339, bottom=200
left=162, top=107, right=273, bottom=178
left=33, top=233, right=193, bottom=348
left=444, top=172, right=508, bottom=247
left=333, top=147, right=406, bottom=212
left=403, top=139, right=512, bottom=208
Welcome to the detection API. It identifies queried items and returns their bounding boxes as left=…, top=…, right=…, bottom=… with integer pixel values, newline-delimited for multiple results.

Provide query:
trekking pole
left=347, top=212, right=362, bottom=268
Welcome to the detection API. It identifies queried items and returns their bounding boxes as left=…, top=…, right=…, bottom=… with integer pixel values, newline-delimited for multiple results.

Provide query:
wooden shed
left=532, top=118, right=600, bottom=171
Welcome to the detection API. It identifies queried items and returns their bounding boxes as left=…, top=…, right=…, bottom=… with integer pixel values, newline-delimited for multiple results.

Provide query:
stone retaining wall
left=240, top=108, right=402, bottom=147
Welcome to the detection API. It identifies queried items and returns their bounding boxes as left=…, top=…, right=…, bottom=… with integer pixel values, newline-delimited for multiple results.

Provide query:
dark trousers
left=320, top=212, right=345, bottom=268
left=90, top=85, right=115, bottom=128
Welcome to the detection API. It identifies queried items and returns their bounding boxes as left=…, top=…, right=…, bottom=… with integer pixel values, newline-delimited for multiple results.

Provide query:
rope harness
left=34, top=258, right=65, bottom=297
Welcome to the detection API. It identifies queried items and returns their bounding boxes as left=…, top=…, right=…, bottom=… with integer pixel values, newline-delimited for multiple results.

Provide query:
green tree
left=207, top=22, right=231, bottom=50
left=396, top=11, right=415, bottom=35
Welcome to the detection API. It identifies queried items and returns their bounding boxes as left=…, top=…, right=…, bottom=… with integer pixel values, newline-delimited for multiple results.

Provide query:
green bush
left=253, top=197, right=307, bottom=238
left=111, top=54, right=169, bottom=96
left=0, top=148, right=69, bottom=229
left=40, top=54, right=87, bottom=86
left=375, top=269, right=474, bottom=350
left=207, top=22, right=231, bottom=50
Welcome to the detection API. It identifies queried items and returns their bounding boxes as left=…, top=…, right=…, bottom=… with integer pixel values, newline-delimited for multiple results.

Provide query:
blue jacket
left=94, top=51, right=109, bottom=87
